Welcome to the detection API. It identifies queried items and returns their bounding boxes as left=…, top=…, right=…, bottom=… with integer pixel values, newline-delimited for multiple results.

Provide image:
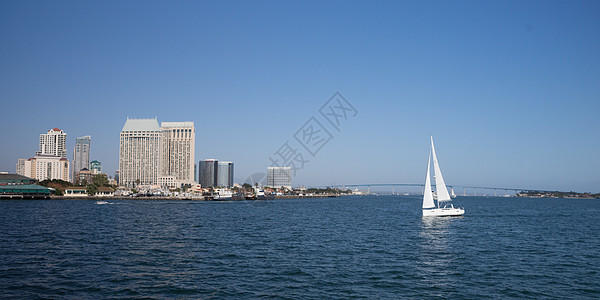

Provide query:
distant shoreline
left=0, top=194, right=342, bottom=201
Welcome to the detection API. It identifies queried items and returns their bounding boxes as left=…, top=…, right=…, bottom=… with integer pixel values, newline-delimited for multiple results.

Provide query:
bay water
left=1, top=196, right=599, bottom=298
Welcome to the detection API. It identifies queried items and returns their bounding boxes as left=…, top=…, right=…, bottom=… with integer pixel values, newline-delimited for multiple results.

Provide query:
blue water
left=1, top=196, right=599, bottom=299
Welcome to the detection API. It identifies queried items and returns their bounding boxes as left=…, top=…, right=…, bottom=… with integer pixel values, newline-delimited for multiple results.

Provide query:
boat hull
left=422, top=207, right=465, bottom=217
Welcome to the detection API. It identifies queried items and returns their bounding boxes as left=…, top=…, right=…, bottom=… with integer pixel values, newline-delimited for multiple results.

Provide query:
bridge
left=312, top=183, right=553, bottom=196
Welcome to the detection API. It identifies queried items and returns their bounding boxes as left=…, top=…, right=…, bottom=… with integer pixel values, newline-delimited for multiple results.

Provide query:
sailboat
left=451, top=187, right=457, bottom=198
left=422, top=137, right=465, bottom=217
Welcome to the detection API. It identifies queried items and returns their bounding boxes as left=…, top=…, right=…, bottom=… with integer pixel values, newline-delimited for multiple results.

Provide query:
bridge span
left=313, top=183, right=551, bottom=196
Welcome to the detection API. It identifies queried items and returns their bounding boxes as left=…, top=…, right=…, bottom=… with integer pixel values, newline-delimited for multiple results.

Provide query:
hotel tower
left=119, top=118, right=161, bottom=187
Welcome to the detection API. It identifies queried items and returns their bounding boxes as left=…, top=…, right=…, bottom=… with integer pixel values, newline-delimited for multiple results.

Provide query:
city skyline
left=1, top=1, right=599, bottom=192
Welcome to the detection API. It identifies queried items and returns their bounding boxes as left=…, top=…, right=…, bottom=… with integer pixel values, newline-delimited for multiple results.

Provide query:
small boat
left=422, top=137, right=465, bottom=217
left=214, top=188, right=233, bottom=200
left=95, top=200, right=109, bottom=205
left=451, top=187, right=457, bottom=198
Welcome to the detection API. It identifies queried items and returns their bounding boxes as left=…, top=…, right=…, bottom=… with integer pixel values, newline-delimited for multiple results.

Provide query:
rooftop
left=0, top=174, right=35, bottom=182
left=121, top=118, right=160, bottom=132
left=161, top=121, right=194, bottom=128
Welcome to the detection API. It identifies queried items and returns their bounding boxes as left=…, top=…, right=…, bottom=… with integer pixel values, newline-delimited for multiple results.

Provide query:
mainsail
left=431, top=137, right=452, bottom=202
left=422, top=150, right=435, bottom=209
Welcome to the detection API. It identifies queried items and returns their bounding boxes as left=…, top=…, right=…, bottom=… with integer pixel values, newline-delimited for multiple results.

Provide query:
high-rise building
left=17, top=155, right=69, bottom=182
left=90, top=160, right=101, bottom=175
left=37, top=128, right=67, bottom=158
left=199, top=159, right=219, bottom=188
left=267, top=167, right=292, bottom=189
left=217, top=161, right=234, bottom=188
left=16, top=159, right=26, bottom=176
left=160, top=122, right=195, bottom=185
left=119, top=118, right=161, bottom=187
left=72, top=136, right=91, bottom=182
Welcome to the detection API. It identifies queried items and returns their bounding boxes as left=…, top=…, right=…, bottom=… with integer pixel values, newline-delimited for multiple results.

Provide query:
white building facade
left=37, top=128, right=67, bottom=158
left=119, top=118, right=161, bottom=187
left=267, top=167, right=292, bottom=189
left=160, top=122, right=195, bottom=187
left=17, top=155, right=70, bottom=182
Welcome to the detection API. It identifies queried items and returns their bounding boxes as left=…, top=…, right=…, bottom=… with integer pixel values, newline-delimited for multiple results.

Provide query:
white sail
left=422, top=150, right=435, bottom=209
left=431, top=136, right=452, bottom=202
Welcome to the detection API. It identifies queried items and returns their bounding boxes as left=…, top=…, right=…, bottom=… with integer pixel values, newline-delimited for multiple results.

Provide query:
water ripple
left=1, top=197, right=599, bottom=298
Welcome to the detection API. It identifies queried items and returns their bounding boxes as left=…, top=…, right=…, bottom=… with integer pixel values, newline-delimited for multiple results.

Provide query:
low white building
left=96, top=187, right=114, bottom=197
left=64, top=187, right=87, bottom=197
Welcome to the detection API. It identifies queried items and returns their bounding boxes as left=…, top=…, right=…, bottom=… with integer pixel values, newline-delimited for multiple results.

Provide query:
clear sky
left=1, top=0, right=599, bottom=192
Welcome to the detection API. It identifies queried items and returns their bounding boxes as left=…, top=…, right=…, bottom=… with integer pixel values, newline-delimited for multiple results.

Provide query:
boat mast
left=422, top=148, right=435, bottom=210
left=431, top=136, right=452, bottom=202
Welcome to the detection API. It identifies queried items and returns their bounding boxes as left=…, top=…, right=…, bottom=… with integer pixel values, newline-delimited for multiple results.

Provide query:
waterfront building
left=267, top=167, right=292, bottom=189
left=72, top=136, right=91, bottom=182
left=18, top=155, right=70, bottom=182
left=95, top=187, right=114, bottom=197
left=199, top=159, right=219, bottom=188
left=160, top=122, right=195, bottom=186
left=37, top=128, right=67, bottom=158
left=90, top=160, right=101, bottom=175
left=64, top=187, right=87, bottom=197
left=217, top=161, right=234, bottom=188
left=0, top=174, right=51, bottom=199
left=119, top=118, right=161, bottom=187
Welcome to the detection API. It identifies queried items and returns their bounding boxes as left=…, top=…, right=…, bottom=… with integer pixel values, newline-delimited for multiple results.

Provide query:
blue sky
left=1, top=0, right=599, bottom=192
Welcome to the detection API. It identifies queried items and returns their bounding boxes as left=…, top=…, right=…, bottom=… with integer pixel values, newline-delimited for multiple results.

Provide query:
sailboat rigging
left=422, top=137, right=465, bottom=217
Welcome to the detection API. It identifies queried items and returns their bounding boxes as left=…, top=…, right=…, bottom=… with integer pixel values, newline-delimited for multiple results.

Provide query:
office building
left=16, top=159, right=26, bottom=176
left=72, top=136, right=91, bottom=182
left=267, top=167, right=292, bottom=189
left=199, top=159, right=218, bottom=188
left=217, top=161, right=234, bottom=188
left=37, top=128, right=67, bottom=158
left=160, top=122, right=195, bottom=185
left=90, top=160, right=101, bottom=175
left=119, top=118, right=161, bottom=187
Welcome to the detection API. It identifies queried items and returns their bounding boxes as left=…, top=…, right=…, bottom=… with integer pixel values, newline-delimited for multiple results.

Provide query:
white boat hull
left=423, top=207, right=465, bottom=217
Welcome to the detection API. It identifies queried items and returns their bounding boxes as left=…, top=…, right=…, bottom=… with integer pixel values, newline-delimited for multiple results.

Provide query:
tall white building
left=17, top=155, right=70, bottom=182
left=72, top=136, right=91, bottom=182
left=37, top=128, right=67, bottom=158
left=267, top=167, right=292, bottom=189
left=119, top=118, right=161, bottom=187
left=160, top=122, right=195, bottom=186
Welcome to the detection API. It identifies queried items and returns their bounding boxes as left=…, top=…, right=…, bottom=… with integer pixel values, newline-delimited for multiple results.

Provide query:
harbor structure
left=160, top=122, right=195, bottom=186
left=119, top=118, right=161, bottom=187
left=267, top=167, right=292, bottom=189
left=217, top=161, right=234, bottom=188
left=199, top=159, right=219, bottom=188
left=72, top=136, right=91, bottom=182
left=37, top=128, right=67, bottom=158
left=0, top=174, right=52, bottom=199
